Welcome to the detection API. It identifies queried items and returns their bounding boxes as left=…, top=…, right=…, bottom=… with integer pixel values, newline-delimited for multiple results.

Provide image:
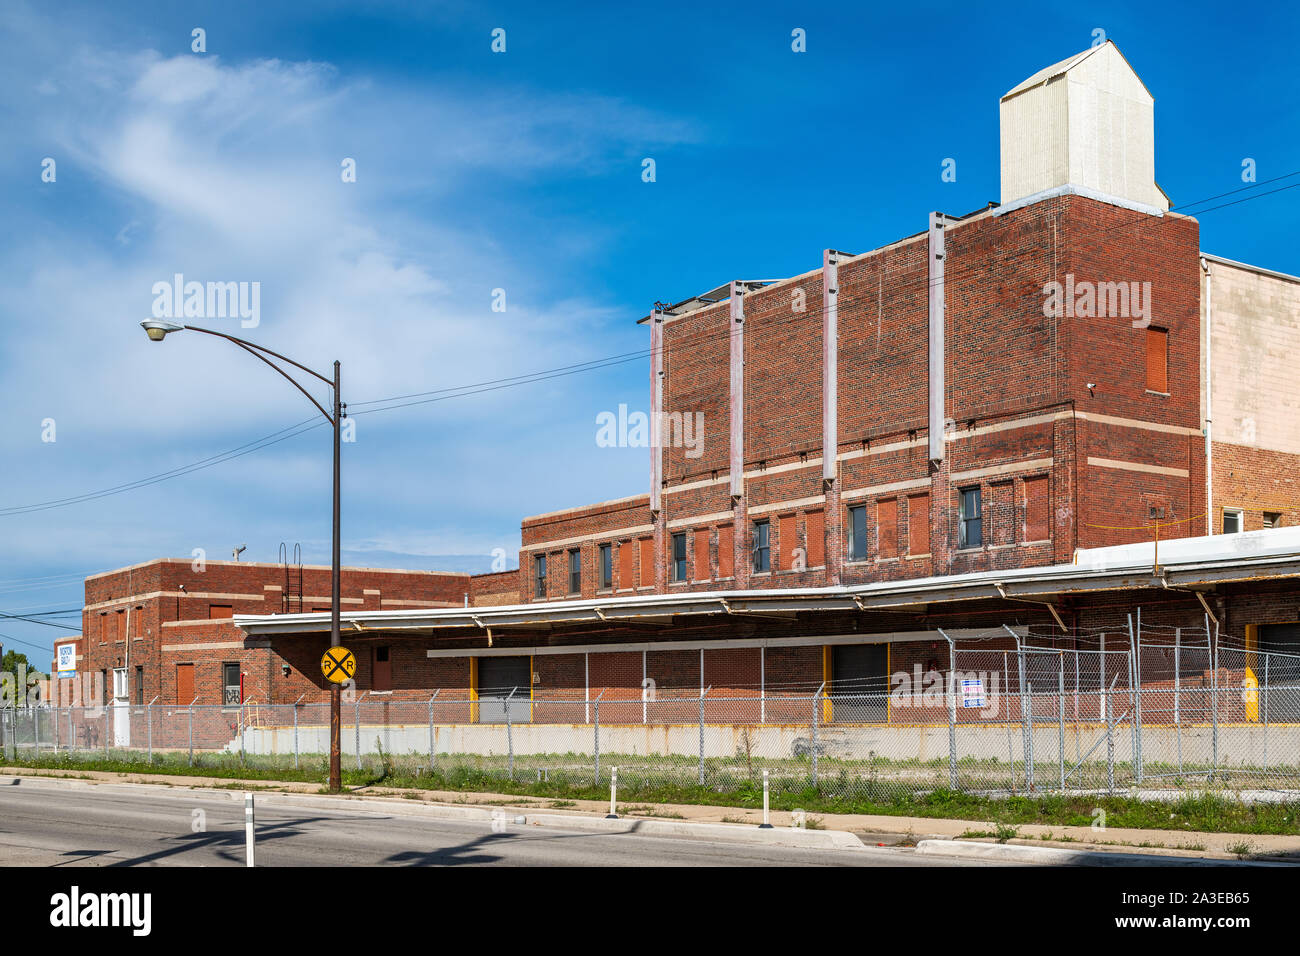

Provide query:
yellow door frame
left=469, top=657, right=479, bottom=724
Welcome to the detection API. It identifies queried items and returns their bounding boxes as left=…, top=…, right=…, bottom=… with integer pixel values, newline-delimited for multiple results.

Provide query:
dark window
left=568, top=549, right=581, bottom=594
left=222, top=663, right=241, bottom=706
left=534, top=554, right=547, bottom=598
left=847, top=505, right=868, bottom=561
left=135, top=666, right=144, bottom=705
left=1222, top=509, right=1242, bottom=534
left=958, top=487, right=983, bottom=549
left=1264, top=512, right=1282, bottom=529
left=671, top=533, right=687, bottom=582
left=598, top=543, right=613, bottom=589
left=752, top=520, right=770, bottom=572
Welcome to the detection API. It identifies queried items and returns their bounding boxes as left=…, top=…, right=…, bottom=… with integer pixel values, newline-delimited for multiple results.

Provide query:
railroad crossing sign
left=321, top=646, right=357, bottom=684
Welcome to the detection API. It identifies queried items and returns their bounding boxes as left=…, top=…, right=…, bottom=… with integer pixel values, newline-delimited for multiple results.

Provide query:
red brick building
left=146, top=44, right=1300, bottom=715
left=71, top=558, right=472, bottom=707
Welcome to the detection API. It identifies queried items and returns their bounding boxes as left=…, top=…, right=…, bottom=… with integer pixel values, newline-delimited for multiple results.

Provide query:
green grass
left=5, top=750, right=1300, bottom=836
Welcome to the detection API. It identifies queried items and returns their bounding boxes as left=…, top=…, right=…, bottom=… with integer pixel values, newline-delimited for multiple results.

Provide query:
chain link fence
left=6, top=634, right=1300, bottom=803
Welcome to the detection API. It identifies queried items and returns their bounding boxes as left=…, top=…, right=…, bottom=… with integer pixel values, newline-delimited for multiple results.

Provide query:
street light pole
left=330, top=359, right=342, bottom=792
left=140, top=320, right=345, bottom=791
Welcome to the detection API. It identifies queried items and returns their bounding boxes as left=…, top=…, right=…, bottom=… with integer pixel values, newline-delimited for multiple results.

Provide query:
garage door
left=831, top=644, right=888, bottom=722
left=477, top=656, right=532, bottom=723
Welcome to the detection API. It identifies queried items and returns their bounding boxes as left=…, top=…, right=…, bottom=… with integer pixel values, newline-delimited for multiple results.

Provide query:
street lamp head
left=141, top=320, right=184, bottom=342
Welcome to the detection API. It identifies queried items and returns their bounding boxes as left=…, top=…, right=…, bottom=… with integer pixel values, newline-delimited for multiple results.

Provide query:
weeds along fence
left=5, top=634, right=1299, bottom=803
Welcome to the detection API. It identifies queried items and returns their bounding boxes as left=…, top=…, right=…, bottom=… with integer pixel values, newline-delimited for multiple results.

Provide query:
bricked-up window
left=1023, top=475, right=1050, bottom=542
left=693, top=529, right=709, bottom=582
left=534, top=554, right=547, bottom=598
left=958, top=487, right=983, bottom=549
left=618, top=541, right=634, bottom=588
left=208, top=604, right=234, bottom=619
left=638, top=537, right=654, bottom=587
left=373, top=645, right=391, bottom=692
left=908, top=494, right=930, bottom=556
left=752, top=520, right=771, bottom=572
left=1223, top=508, right=1242, bottom=534
left=567, top=549, right=581, bottom=594
left=99, top=613, right=108, bottom=644
left=847, top=505, right=867, bottom=562
left=806, top=510, right=825, bottom=568
left=598, top=543, right=613, bottom=589
left=717, top=525, right=734, bottom=578
left=671, top=533, right=687, bottom=582
left=1146, top=327, right=1168, bottom=393
left=778, top=514, right=797, bottom=570
left=877, top=499, right=899, bottom=559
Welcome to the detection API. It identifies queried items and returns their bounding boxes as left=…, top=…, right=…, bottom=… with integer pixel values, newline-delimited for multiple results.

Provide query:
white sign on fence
left=961, top=678, right=985, bottom=709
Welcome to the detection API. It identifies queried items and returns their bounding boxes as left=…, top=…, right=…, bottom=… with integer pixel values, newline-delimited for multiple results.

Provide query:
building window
left=1145, top=327, right=1168, bottom=393
left=1223, top=508, right=1243, bottom=534
left=222, top=663, right=241, bottom=706
left=208, top=604, right=234, bottom=619
left=847, top=505, right=867, bottom=562
left=598, top=543, right=612, bottom=589
left=1264, top=512, right=1282, bottom=529
left=752, top=520, right=770, bottom=572
left=671, top=532, right=687, bottom=582
left=567, top=549, right=581, bottom=594
left=373, top=645, right=392, bottom=692
left=134, top=666, right=144, bottom=705
left=958, top=487, right=983, bottom=549
left=534, top=554, right=547, bottom=598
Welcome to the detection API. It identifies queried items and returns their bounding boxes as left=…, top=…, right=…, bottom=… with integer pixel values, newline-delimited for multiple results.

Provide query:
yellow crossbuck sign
left=321, top=646, right=356, bottom=684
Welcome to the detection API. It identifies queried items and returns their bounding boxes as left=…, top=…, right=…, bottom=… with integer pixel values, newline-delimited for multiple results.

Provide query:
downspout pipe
left=1201, top=256, right=1213, bottom=535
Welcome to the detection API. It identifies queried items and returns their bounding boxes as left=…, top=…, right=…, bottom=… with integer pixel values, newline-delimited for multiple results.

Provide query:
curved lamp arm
left=146, top=322, right=337, bottom=425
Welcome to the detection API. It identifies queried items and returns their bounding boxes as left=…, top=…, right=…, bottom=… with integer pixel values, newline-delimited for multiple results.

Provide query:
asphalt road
left=0, top=778, right=974, bottom=867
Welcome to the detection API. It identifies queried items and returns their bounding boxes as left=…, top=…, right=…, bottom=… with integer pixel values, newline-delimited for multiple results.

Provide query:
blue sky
left=1, top=0, right=1297, bottom=665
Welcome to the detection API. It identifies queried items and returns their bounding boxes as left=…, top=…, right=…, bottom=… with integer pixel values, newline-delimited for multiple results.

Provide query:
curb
left=6, top=774, right=864, bottom=852
left=914, top=839, right=1268, bottom=867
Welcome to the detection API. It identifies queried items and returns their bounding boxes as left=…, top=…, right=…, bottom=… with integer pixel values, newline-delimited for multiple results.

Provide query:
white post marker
left=606, top=766, right=619, bottom=819
left=244, top=792, right=255, bottom=867
left=759, top=768, right=773, bottom=828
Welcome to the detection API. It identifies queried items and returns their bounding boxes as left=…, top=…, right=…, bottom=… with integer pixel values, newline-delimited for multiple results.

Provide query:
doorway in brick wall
left=476, top=656, right=531, bottom=723
left=831, top=643, right=888, bottom=723
left=373, top=645, right=392, bottom=692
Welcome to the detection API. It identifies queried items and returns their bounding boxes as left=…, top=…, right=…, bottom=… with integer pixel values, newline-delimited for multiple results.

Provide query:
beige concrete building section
left=1000, top=41, right=1168, bottom=211
left=1202, top=256, right=1300, bottom=456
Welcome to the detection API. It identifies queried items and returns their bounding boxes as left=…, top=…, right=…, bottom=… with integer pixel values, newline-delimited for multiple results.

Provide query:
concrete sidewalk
left=4, top=765, right=1298, bottom=862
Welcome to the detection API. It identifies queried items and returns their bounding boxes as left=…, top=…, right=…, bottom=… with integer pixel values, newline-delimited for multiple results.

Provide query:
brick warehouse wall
left=518, top=193, right=1213, bottom=599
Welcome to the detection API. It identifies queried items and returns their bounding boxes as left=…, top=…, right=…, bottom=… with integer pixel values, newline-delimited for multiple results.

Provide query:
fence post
left=1174, top=628, right=1182, bottom=776
left=698, top=689, right=706, bottom=787
left=810, top=685, right=823, bottom=788
left=1210, top=619, right=1219, bottom=780
left=239, top=702, right=246, bottom=765
left=103, top=705, right=109, bottom=757
left=53, top=704, right=59, bottom=753
left=1127, top=613, right=1140, bottom=784
left=147, top=697, right=156, bottom=764
left=354, top=694, right=363, bottom=771
left=68, top=708, right=74, bottom=755
left=188, top=701, right=194, bottom=767
left=593, top=696, right=601, bottom=786
left=427, top=691, right=439, bottom=772
left=1057, top=651, right=1065, bottom=792
left=1003, top=652, right=1015, bottom=792
left=505, top=688, right=515, bottom=781
left=1105, top=677, right=1116, bottom=794
left=1263, top=655, right=1270, bottom=775
left=941, top=631, right=957, bottom=790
